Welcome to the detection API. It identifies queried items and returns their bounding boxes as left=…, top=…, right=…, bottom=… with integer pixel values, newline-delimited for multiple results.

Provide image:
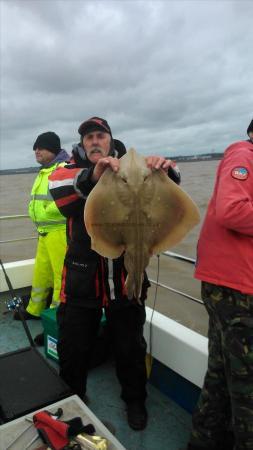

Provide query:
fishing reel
left=6, top=296, right=23, bottom=311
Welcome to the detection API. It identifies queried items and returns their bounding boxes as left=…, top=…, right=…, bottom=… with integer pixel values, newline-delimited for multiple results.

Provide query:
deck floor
left=0, top=291, right=191, bottom=450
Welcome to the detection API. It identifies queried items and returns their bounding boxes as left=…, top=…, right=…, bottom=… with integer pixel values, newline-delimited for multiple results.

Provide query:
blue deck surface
left=0, top=293, right=192, bottom=450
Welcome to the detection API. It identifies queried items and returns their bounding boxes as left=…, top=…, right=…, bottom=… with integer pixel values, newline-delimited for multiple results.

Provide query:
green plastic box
left=41, top=307, right=59, bottom=361
left=41, top=307, right=107, bottom=363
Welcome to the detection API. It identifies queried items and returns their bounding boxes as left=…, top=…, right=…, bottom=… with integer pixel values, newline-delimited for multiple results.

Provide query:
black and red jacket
left=49, top=144, right=180, bottom=308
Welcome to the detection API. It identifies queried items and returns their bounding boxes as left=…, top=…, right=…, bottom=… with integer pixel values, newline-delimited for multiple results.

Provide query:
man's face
left=249, top=131, right=253, bottom=142
left=82, top=131, right=111, bottom=164
left=34, top=148, right=55, bottom=165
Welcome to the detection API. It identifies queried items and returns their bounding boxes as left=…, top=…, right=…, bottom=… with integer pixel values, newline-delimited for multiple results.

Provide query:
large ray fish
left=84, top=149, right=200, bottom=301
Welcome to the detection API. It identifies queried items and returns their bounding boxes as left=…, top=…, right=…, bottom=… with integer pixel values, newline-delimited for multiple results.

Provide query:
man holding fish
left=49, top=116, right=182, bottom=431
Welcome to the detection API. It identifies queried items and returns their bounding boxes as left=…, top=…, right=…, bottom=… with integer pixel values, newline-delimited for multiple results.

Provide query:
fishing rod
left=0, top=259, right=35, bottom=347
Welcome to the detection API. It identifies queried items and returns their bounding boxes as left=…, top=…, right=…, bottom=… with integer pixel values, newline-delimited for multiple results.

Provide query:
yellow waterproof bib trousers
left=26, top=228, right=66, bottom=316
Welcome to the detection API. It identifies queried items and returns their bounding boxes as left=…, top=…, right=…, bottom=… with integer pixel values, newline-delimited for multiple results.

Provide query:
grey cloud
left=1, top=0, right=252, bottom=169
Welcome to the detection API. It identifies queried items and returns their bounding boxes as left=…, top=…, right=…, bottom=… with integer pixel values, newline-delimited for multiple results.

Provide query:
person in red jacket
left=49, top=116, right=181, bottom=431
left=186, top=121, right=253, bottom=450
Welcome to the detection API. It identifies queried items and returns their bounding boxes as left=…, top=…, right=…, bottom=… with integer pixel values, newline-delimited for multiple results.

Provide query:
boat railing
left=0, top=214, right=37, bottom=244
left=0, top=214, right=203, bottom=305
left=149, top=251, right=203, bottom=305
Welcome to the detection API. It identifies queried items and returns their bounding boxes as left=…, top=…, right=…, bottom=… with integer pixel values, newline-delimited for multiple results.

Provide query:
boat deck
left=0, top=289, right=192, bottom=450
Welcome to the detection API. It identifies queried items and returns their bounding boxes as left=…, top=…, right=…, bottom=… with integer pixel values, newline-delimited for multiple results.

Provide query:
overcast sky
left=0, top=0, right=252, bottom=169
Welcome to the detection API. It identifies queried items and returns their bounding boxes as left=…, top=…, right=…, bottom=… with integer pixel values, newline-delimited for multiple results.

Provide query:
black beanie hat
left=33, top=131, right=61, bottom=155
left=78, top=117, right=112, bottom=137
left=247, top=119, right=253, bottom=136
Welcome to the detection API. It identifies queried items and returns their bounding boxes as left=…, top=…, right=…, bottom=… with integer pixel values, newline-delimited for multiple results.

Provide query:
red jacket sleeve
left=215, top=141, right=253, bottom=236
left=48, top=163, right=93, bottom=217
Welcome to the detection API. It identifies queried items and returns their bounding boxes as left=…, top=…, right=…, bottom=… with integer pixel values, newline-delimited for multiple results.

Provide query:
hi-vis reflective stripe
left=31, top=193, right=53, bottom=200
left=35, top=219, right=66, bottom=226
left=31, top=287, right=52, bottom=303
left=32, top=287, right=51, bottom=293
left=30, top=294, right=48, bottom=303
left=31, top=185, right=53, bottom=201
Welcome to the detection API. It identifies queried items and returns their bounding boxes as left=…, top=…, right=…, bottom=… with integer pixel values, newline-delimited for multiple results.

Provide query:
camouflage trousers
left=189, top=282, right=253, bottom=450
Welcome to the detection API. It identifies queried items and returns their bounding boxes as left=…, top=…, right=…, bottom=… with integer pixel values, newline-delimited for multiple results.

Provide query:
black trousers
left=57, top=302, right=147, bottom=404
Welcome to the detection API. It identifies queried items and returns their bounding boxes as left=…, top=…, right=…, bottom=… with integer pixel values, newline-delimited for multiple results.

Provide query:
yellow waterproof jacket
left=29, top=163, right=66, bottom=233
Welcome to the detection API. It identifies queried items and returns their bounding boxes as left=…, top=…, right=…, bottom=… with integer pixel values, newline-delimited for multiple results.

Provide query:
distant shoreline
left=170, top=154, right=223, bottom=163
left=0, top=167, right=40, bottom=175
left=0, top=153, right=223, bottom=175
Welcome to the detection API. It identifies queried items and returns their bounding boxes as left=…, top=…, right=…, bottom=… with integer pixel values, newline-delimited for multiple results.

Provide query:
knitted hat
left=78, top=117, right=112, bottom=137
left=247, top=119, right=253, bottom=136
left=33, top=132, right=61, bottom=155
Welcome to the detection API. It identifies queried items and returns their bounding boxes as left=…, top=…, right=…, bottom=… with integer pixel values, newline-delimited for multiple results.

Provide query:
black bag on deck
left=0, top=346, right=72, bottom=424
